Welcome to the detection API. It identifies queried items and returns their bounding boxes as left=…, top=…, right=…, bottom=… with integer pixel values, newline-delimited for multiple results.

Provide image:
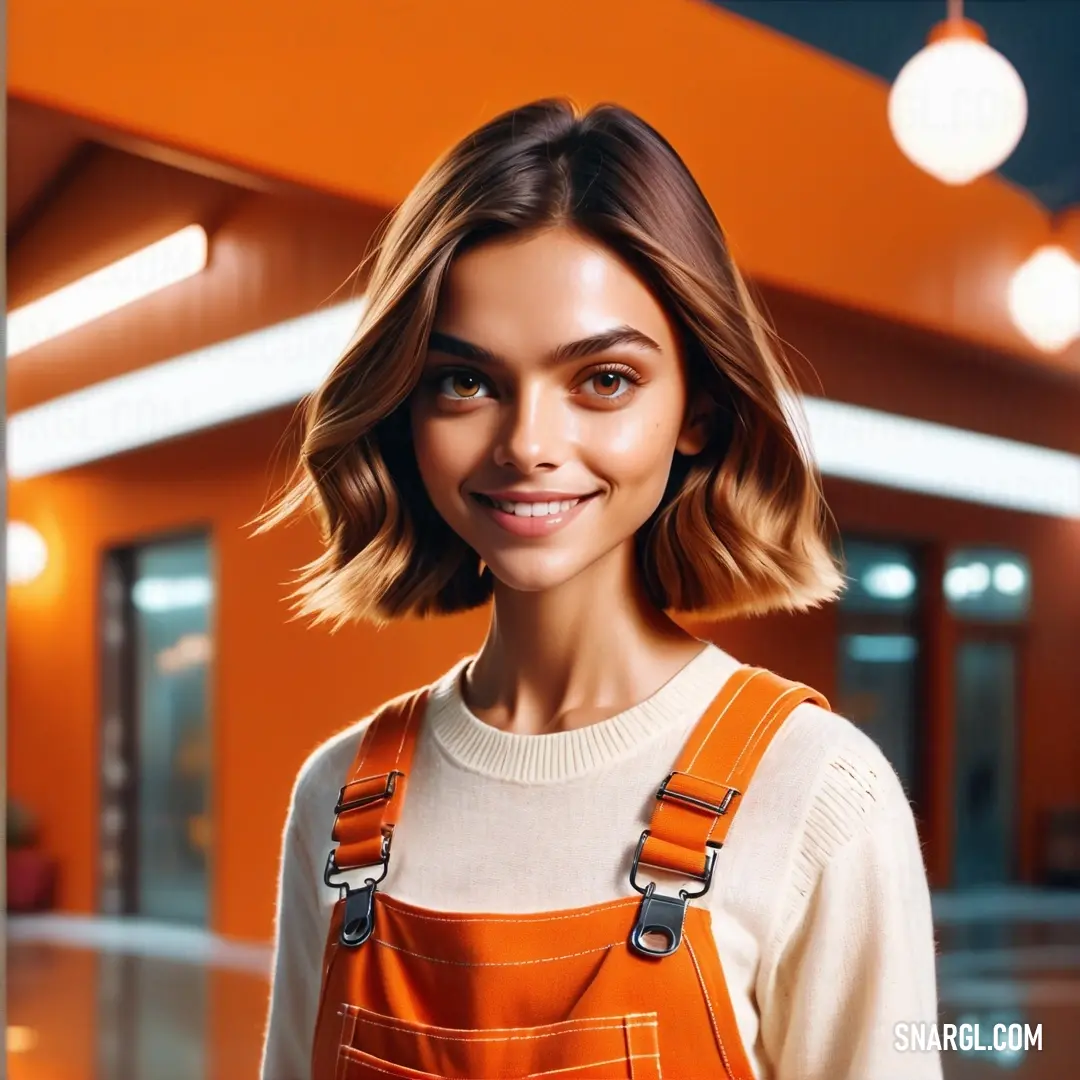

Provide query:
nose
left=492, top=382, right=568, bottom=473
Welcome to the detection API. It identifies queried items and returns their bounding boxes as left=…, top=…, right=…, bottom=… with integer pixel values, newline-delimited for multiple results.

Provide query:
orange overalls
left=312, top=666, right=827, bottom=1079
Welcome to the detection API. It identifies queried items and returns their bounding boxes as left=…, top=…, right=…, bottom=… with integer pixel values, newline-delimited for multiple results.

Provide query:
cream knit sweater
left=261, top=645, right=942, bottom=1079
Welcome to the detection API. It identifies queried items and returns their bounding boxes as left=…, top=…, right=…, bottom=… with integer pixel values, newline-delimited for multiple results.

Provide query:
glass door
left=952, top=637, right=1019, bottom=887
left=133, top=537, right=214, bottom=923
left=944, top=548, right=1029, bottom=888
left=99, top=532, right=214, bottom=925
left=836, top=538, right=924, bottom=803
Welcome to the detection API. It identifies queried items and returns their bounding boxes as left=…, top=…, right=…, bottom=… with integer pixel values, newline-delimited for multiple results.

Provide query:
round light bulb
left=888, top=20, right=1027, bottom=185
left=1008, top=245, right=1080, bottom=353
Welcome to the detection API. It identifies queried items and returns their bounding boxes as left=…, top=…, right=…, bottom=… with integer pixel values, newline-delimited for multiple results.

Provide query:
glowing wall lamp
left=888, top=0, right=1027, bottom=185
left=7, top=224, right=209, bottom=357
left=7, top=522, right=48, bottom=585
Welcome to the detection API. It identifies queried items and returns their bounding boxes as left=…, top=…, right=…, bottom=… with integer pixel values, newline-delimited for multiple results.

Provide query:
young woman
left=260, top=100, right=941, bottom=1080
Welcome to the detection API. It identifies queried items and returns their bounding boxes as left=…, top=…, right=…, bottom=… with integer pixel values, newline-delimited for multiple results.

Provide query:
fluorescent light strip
left=7, top=299, right=366, bottom=479
left=7, top=225, right=210, bottom=357
left=801, top=396, right=1080, bottom=519
left=8, top=306, right=1080, bottom=519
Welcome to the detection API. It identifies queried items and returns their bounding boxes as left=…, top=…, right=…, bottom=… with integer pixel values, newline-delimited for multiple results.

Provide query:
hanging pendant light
left=888, top=0, right=1027, bottom=185
left=1008, top=209, right=1080, bottom=354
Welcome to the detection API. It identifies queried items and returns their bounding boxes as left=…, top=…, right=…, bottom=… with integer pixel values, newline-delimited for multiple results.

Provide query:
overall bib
left=312, top=666, right=827, bottom=1080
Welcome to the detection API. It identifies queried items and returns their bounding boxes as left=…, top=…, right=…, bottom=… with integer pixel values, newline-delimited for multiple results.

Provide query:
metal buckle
left=628, top=829, right=716, bottom=958
left=656, top=772, right=739, bottom=817
left=323, top=831, right=393, bottom=949
left=629, top=829, right=715, bottom=899
left=629, top=885, right=690, bottom=958
left=334, top=771, right=403, bottom=815
left=322, top=838, right=391, bottom=896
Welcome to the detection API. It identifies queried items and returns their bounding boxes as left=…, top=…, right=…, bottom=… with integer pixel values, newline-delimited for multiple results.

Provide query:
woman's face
left=409, top=226, right=705, bottom=596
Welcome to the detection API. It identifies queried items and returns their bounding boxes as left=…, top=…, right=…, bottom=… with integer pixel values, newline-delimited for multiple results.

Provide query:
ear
left=675, top=393, right=713, bottom=456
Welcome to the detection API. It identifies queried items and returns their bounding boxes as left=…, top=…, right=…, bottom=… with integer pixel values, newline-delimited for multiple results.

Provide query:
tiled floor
left=8, top=889, right=1080, bottom=1079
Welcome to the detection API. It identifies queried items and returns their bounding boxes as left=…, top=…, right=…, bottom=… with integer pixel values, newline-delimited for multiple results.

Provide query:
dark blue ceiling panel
left=711, top=0, right=1080, bottom=212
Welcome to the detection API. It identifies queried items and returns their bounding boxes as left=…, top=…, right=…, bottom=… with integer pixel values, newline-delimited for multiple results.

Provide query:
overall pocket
left=335, top=1003, right=661, bottom=1079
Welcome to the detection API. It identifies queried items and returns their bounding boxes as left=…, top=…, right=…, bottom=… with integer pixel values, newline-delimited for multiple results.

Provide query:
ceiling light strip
left=801, top=396, right=1080, bottom=519
left=7, top=225, right=210, bottom=357
left=7, top=299, right=366, bottom=479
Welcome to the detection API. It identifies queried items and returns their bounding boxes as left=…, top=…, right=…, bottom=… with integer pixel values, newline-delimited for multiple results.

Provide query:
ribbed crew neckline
left=424, top=643, right=743, bottom=783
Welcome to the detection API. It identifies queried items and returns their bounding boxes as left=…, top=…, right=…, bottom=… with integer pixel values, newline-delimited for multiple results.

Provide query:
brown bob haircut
left=262, top=98, right=843, bottom=628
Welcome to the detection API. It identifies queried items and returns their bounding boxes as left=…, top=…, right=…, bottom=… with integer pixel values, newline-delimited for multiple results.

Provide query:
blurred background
left=5, top=1, right=1080, bottom=1077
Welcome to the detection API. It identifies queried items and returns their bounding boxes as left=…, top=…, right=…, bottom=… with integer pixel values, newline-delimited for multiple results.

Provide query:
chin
left=482, top=552, right=591, bottom=596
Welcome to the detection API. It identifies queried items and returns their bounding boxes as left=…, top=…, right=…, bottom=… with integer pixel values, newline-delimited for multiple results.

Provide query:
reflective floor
left=8, top=889, right=1080, bottom=1079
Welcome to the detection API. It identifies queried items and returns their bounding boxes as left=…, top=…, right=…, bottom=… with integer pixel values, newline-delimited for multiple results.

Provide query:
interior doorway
left=952, top=636, right=1020, bottom=887
left=99, top=531, right=214, bottom=925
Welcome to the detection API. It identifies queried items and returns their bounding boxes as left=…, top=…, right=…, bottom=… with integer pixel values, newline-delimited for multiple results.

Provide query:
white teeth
left=493, top=498, right=580, bottom=517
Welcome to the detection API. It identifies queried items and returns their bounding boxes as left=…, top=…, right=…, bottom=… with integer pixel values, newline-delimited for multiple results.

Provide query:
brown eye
left=591, top=372, right=624, bottom=397
left=581, top=366, right=639, bottom=401
left=437, top=372, right=489, bottom=400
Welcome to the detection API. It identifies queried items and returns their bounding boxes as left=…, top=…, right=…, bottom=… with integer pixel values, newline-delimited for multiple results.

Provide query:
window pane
left=134, top=536, right=213, bottom=926
left=838, top=633, right=919, bottom=795
left=953, top=640, right=1018, bottom=886
left=944, top=549, right=1031, bottom=621
left=838, top=539, right=920, bottom=615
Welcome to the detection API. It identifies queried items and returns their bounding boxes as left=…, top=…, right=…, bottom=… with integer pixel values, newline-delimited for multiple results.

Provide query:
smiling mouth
left=471, top=493, right=599, bottom=518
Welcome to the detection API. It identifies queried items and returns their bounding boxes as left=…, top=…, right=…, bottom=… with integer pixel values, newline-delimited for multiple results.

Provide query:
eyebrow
left=427, top=325, right=663, bottom=367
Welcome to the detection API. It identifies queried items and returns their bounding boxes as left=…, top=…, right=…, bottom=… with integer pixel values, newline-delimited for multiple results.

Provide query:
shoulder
left=726, top=671, right=916, bottom=874
left=741, top=694, right=920, bottom=919
left=289, top=660, right=470, bottom=819
left=282, top=698, right=412, bottom=865
left=289, top=715, right=373, bottom=818
left=755, top=698, right=913, bottom=843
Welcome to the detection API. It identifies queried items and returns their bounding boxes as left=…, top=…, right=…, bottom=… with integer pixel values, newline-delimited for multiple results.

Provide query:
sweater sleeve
left=759, top=748, right=943, bottom=1080
left=260, top=781, right=328, bottom=1080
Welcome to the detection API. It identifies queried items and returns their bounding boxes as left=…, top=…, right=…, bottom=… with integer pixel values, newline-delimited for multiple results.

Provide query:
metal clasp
left=656, top=772, right=739, bottom=817
left=323, top=832, right=392, bottom=949
left=335, top=771, right=403, bottom=814
left=628, top=829, right=716, bottom=958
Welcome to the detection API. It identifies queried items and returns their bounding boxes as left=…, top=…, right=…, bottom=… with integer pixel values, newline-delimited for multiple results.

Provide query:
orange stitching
left=372, top=937, right=623, bottom=966
left=341, top=1013, right=655, bottom=1043
left=526, top=1054, right=661, bottom=1077
left=335, top=1006, right=359, bottom=1080
left=647, top=670, right=762, bottom=867
left=685, top=935, right=739, bottom=1080
left=391, top=692, right=422, bottom=772
left=725, top=685, right=804, bottom=782
left=337, top=1046, right=660, bottom=1079
left=376, top=899, right=639, bottom=925
left=651, top=671, right=761, bottom=835
left=703, top=686, right=802, bottom=845
left=341, top=1004, right=657, bottom=1033
left=336, top=1048, right=438, bottom=1078
left=685, top=669, right=764, bottom=771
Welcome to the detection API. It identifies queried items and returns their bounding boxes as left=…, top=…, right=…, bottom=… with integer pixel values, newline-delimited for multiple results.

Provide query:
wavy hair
left=258, top=99, right=843, bottom=628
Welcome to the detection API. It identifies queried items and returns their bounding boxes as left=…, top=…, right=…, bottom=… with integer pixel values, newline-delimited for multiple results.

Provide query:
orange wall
left=9, top=0, right=1075, bottom=371
left=7, top=410, right=492, bottom=940
left=10, top=282, right=1080, bottom=940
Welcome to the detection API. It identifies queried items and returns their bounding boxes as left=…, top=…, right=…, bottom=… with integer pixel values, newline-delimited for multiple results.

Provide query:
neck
left=464, top=541, right=706, bottom=734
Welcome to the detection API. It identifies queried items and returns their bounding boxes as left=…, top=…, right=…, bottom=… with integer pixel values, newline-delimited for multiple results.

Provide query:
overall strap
left=638, top=667, right=829, bottom=882
left=329, top=688, right=429, bottom=874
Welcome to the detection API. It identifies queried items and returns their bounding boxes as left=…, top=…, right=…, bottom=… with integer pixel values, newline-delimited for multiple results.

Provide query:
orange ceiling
left=8, top=0, right=1077, bottom=373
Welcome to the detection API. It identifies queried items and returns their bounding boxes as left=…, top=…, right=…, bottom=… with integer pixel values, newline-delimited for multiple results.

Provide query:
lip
left=475, top=489, right=599, bottom=503
left=470, top=491, right=599, bottom=538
